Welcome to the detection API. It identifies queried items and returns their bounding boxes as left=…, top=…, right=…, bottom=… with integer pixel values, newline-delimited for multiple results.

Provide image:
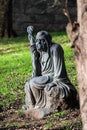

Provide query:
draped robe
left=24, top=42, right=76, bottom=109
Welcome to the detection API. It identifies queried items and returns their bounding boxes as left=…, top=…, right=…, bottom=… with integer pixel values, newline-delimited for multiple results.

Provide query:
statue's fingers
left=27, top=26, right=33, bottom=33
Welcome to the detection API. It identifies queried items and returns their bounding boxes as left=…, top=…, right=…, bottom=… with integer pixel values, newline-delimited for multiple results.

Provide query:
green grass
left=0, top=32, right=77, bottom=109
left=0, top=36, right=32, bottom=109
left=53, top=110, right=68, bottom=118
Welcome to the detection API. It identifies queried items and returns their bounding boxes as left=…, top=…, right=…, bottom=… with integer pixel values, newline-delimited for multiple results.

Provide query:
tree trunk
left=66, top=0, right=87, bottom=129
left=0, top=0, right=17, bottom=37
left=76, top=0, right=87, bottom=129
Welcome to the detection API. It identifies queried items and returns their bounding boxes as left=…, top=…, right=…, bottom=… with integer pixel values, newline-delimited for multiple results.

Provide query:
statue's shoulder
left=51, top=43, right=63, bottom=53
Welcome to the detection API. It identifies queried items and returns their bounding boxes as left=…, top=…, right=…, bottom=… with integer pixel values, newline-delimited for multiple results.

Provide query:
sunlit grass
left=0, top=37, right=32, bottom=109
left=0, top=32, right=77, bottom=109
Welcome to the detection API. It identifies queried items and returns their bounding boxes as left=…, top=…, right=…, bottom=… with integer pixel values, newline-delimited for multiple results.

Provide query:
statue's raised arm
left=27, top=26, right=41, bottom=77
left=27, top=26, right=35, bottom=46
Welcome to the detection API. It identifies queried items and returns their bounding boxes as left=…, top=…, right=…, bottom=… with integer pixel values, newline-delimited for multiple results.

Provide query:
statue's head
left=36, top=31, right=52, bottom=52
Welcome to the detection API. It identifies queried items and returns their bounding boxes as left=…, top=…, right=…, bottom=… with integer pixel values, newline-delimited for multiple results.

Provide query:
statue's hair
left=36, top=31, right=52, bottom=44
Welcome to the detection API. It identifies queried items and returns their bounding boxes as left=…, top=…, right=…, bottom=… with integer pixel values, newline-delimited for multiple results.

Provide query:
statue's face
left=36, top=35, right=48, bottom=52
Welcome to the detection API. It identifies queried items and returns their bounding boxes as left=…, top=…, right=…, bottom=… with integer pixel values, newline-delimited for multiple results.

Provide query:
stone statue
left=23, top=26, right=77, bottom=119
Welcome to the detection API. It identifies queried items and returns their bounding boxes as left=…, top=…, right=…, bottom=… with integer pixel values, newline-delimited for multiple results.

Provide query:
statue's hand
left=45, top=83, right=55, bottom=91
left=27, top=26, right=34, bottom=37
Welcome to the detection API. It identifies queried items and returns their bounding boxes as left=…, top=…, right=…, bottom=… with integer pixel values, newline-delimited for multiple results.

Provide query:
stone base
left=23, top=91, right=79, bottom=119
left=23, top=100, right=69, bottom=119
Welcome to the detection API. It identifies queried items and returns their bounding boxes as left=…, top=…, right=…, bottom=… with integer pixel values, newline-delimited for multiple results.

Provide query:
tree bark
left=66, top=0, right=87, bottom=129
left=76, top=1, right=87, bottom=130
left=0, top=0, right=17, bottom=37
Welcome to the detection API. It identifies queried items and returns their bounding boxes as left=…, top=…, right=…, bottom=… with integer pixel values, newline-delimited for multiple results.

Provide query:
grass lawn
left=0, top=36, right=32, bottom=109
left=0, top=32, right=77, bottom=109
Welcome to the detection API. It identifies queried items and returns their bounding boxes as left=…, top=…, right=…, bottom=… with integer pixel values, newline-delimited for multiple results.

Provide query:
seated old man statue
left=23, top=26, right=77, bottom=118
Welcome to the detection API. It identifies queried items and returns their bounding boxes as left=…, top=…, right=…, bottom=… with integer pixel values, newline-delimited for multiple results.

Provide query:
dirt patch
left=0, top=108, right=82, bottom=130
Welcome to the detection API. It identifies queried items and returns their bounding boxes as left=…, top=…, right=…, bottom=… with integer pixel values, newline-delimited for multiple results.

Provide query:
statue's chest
left=40, top=52, right=53, bottom=72
left=41, top=53, right=49, bottom=65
